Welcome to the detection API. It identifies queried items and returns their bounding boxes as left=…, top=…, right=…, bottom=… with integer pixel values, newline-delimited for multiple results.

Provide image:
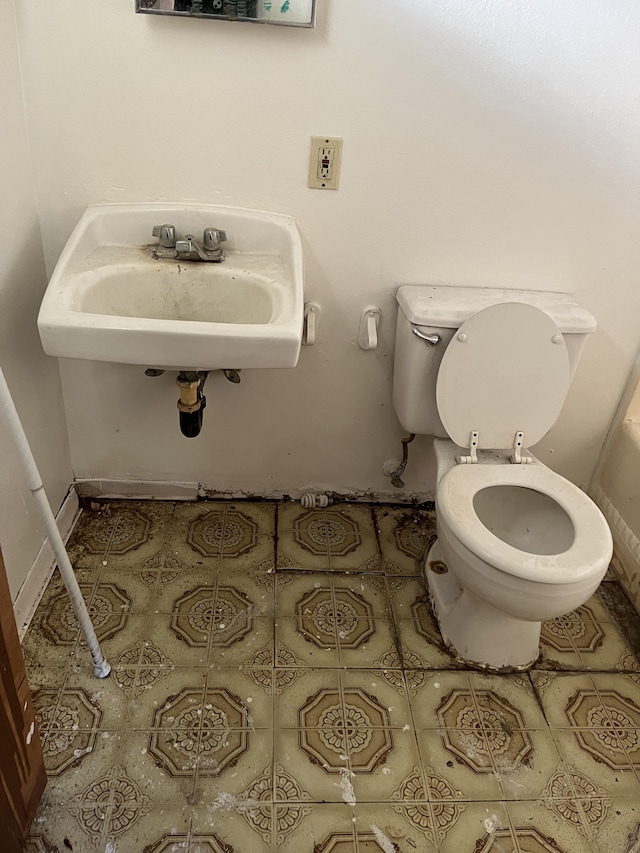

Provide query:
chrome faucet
left=152, top=224, right=177, bottom=259
left=151, top=225, right=227, bottom=262
left=176, top=228, right=227, bottom=262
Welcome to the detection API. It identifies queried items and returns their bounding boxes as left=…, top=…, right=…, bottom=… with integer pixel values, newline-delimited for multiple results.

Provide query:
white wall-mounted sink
left=38, top=203, right=304, bottom=370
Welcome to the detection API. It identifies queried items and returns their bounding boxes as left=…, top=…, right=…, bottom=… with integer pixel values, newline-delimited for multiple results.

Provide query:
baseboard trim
left=75, top=479, right=434, bottom=505
left=75, top=479, right=200, bottom=501
left=199, top=486, right=434, bottom=504
left=14, top=488, right=81, bottom=641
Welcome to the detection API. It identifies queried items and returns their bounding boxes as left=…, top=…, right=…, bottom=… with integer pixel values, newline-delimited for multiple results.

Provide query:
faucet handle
left=203, top=228, right=227, bottom=250
left=175, top=236, right=194, bottom=252
left=152, top=224, right=176, bottom=248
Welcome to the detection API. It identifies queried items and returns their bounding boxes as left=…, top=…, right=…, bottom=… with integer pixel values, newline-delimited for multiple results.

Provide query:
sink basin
left=38, top=203, right=304, bottom=369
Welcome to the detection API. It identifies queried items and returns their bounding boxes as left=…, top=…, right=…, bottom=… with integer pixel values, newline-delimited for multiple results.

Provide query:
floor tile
left=336, top=618, right=400, bottom=668
left=506, top=799, right=596, bottom=853
left=47, top=661, right=204, bottom=732
left=488, top=728, right=565, bottom=802
left=277, top=505, right=379, bottom=571
left=143, top=611, right=211, bottom=667
left=138, top=564, right=219, bottom=614
left=340, top=669, right=413, bottom=729
left=22, top=573, right=100, bottom=670
left=437, top=801, right=514, bottom=853
left=468, top=671, right=549, bottom=730
left=68, top=580, right=133, bottom=644
left=408, top=671, right=473, bottom=729
left=576, top=593, right=615, bottom=621
left=221, top=500, right=277, bottom=536
left=275, top=617, right=340, bottom=668
left=76, top=613, right=152, bottom=665
left=354, top=802, right=439, bottom=851
left=218, top=563, right=276, bottom=617
left=395, top=616, right=462, bottom=669
left=172, top=501, right=275, bottom=572
left=540, top=617, right=637, bottom=671
left=331, top=574, right=394, bottom=618
left=34, top=566, right=100, bottom=610
left=387, top=767, right=441, bottom=846
left=204, top=619, right=270, bottom=670
left=277, top=574, right=394, bottom=634
left=30, top=795, right=193, bottom=853
left=387, top=576, right=429, bottom=622
left=23, top=498, right=640, bottom=850
left=36, top=728, right=127, bottom=803
left=74, top=501, right=175, bottom=568
left=416, top=728, right=504, bottom=801
left=590, top=672, right=640, bottom=725
left=96, top=564, right=165, bottom=613
left=134, top=807, right=222, bottom=852
left=273, top=803, right=357, bottom=852
left=275, top=572, right=335, bottom=616
left=617, top=651, right=640, bottom=675
left=537, top=634, right=585, bottom=670
left=195, top=802, right=274, bottom=852
left=239, top=642, right=307, bottom=694
left=274, top=729, right=348, bottom=803
left=587, top=797, right=640, bottom=853
left=273, top=668, right=342, bottom=729
left=541, top=764, right=621, bottom=847
left=551, top=728, right=640, bottom=798
left=65, top=532, right=111, bottom=572
left=205, top=667, right=273, bottom=730
left=374, top=504, right=436, bottom=575
left=22, top=619, right=80, bottom=670
left=349, top=729, right=422, bottom=804
left=192, top=730, right=274, bottom=806
left=401, top=667, right=438, bottom=698
left=275, top=534, right=333, bottom=571
left=528, top=671, right=596, bottom=728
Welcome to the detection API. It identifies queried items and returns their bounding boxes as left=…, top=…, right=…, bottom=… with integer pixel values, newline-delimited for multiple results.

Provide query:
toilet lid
left=436, top=302, right=571, bottom=450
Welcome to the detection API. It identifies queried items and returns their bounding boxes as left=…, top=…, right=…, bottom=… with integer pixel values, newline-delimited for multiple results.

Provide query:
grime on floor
left=23, top=500, right=640, bottom=852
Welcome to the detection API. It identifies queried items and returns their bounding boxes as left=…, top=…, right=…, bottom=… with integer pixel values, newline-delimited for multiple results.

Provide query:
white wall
left=13, top=0, right=640, bottom=498
left=0, top=1, right=73, bottom=598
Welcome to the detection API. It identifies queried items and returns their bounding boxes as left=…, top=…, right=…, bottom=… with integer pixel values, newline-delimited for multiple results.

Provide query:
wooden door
left=0, top=546, right=46, bottom=852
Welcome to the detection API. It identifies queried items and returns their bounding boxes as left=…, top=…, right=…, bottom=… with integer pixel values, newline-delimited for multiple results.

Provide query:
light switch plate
left=308, top=136, right=343, bottom=190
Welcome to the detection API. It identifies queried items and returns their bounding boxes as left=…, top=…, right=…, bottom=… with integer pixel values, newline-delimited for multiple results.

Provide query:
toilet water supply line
left=0, top=366, right=111, bottom=679
left=390, top=434, right=415, bottom=488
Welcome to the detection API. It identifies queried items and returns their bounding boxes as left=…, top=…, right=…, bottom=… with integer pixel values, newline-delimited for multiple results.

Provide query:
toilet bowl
left=427, top=440, right=612, bottom=669
left=392, top=287, right=613, bottom=670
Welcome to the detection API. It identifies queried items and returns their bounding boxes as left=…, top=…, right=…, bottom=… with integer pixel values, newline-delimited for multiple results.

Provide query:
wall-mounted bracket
left=303, top=302, right=320, bottom=346
left=358, top=307, right=381, bottom=351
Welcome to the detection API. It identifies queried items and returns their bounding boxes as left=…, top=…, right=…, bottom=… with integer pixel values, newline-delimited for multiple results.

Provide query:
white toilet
left=392, top=285, right=613, bottom=671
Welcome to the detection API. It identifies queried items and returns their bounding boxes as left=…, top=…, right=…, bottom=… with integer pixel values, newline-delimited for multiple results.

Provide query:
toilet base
left=424, top=541, right=541, bottom=671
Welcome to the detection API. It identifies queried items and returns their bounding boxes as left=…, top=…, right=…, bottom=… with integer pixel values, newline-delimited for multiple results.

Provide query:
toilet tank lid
left=396, top=285, right=596, bottom=333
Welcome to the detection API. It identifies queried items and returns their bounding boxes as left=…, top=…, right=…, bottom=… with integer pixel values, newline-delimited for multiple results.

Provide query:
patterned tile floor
left=23, top=500, right=640, bottom=853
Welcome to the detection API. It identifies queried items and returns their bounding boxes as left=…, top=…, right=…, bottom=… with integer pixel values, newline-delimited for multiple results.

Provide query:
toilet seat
left=436, top=303, right=571, bottom=450
left=437, top=460, right=612, bottom=585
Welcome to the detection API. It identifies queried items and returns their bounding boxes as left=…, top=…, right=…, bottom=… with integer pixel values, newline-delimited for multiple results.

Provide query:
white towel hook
left=358, top=307, right=381, bottom=350
left=303, top=302, right=320, bottom=346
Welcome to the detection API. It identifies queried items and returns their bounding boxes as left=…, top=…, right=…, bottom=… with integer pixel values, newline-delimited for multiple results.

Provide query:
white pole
left=0, top=366, right=111, bottom=678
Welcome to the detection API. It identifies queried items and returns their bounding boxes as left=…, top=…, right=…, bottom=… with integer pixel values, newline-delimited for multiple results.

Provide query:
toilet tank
left=392, top=285, right=596, bottom=437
